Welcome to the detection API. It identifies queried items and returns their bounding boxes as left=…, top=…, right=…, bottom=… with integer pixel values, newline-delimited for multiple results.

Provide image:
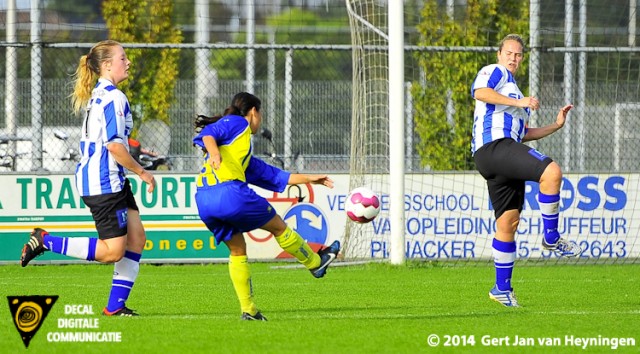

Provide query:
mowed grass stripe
left=1, top=262, right=638, bottom=353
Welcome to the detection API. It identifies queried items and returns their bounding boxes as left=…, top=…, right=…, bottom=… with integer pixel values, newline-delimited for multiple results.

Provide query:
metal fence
left=0, top=44, right=358, bottom=174
left=1, top=43, right=640, bottom=174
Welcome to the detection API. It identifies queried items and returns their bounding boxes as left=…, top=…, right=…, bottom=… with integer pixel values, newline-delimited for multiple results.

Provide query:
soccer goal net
left=344, top=0, right=640, bottom=265
left=343, top=0, right=393, bottom=260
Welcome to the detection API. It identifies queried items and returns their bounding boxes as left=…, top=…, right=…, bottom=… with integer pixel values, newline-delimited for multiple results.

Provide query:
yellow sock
left=274, top=227, right=321, bottom=269
left=228, top=255, right=257, bottom=315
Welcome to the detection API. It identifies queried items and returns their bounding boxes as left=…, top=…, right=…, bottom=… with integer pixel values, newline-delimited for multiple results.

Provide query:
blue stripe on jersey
left=503, top=113, right=514, bottom=138
left=487, top=68, right=503, bottom=88
left=100, top=148, right=112, bottom=194
left=104, top=85, right=116, bottom=92
left=482, top=105, right=495, bottom=146
left=81, top=162, right=90, bottom=196
left=104, top=102, right=118, bottom=141
left=516, top=119, right=525, bottom=140
left=118, top=165, right=125, bottom=185
left=470, top=78, right=477, bottom=97
left=471, top=117, right=477, bottom=152
left=82, top=142, right=96, bottom=195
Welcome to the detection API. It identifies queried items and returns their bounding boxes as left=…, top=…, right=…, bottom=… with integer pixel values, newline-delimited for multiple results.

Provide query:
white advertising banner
left=0, top=173, right=636, bottom=263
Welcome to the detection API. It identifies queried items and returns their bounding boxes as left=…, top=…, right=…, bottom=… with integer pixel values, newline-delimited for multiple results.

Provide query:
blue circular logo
left=283, top=203, right=329, bottom=244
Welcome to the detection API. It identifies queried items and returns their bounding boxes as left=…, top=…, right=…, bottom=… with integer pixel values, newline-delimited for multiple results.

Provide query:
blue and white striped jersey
left=75, top=78, right=133, bottom=196
left=470, top=64, right=530, bottom=154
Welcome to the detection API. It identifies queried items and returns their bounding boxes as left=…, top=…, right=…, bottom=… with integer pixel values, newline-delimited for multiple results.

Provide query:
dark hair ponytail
left=194, top=114, right=221, bottom=134
left=194, top=92, right=262, bottom=134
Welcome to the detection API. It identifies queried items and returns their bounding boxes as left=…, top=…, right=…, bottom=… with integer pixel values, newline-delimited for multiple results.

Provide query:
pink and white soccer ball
left=345, top=187, right=381, bottom=223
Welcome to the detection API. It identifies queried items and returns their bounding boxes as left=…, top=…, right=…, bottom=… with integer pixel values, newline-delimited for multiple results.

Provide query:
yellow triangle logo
left=7, top=295, right=58, bottom=348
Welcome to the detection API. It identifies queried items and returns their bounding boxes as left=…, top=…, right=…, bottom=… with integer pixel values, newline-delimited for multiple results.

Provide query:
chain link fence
left=0, top=44, right=357, bottom=174
left=1, top=42, right=640, bottom=174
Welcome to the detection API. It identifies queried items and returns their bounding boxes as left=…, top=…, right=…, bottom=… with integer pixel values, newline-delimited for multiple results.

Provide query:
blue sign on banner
left=283, top=202, right=329, bottom=245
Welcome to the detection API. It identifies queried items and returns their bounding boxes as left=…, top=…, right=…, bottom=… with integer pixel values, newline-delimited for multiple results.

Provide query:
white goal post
left=344, top=0, right=405, bottom=264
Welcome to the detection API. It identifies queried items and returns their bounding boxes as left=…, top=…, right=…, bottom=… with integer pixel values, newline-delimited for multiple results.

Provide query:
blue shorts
left=195, top=180, right=277, bottom=244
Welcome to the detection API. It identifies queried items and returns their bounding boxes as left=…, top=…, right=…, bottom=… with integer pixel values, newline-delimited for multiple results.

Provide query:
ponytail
left=194, top=92, right=261, bottom=134
left=193, top=105, right=243, bottom=134
left=194, top=114, right=223, bottom=134
left=70, top=55, right=97, bottom=116
left=69, top=40, right=122, bottom=116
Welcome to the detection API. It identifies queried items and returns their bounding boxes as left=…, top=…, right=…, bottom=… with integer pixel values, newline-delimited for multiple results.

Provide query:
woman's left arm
left=288, top=174, right=334, bottom=189
left=523, top=104, right=573, bottom=142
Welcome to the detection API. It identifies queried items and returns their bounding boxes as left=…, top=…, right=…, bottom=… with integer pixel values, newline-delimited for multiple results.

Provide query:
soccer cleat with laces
left=20, top=228, right=49, bottom=267
left=310, top=240, right=341, bottom=279
left=541, top=237, right=582, bottom=257
left=241, top=311, right=268, bottom=321
left=489, top=285, right=520, bottom=307
left=102, top=306, right=139, bottom=317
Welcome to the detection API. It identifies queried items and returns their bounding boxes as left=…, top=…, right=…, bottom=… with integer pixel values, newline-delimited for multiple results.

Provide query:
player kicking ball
left=193, top=92, right=340, bottom=320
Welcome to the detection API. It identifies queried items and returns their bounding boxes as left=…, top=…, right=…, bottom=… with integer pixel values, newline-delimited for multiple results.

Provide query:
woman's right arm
left=107, top=142, right=156, bottom=193
left=474, top=87, right=538, bottom=110
left=202, top=135, right=221, bottom=170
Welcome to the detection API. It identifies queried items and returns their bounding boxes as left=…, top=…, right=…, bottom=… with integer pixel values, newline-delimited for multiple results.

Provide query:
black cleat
left=102, top=306, right=139, bottom=317
left=310, top=240, right=341, bottom=278
left=21, top=228, right=48, bottom=267
left=241, top=311, right=268, bottom=321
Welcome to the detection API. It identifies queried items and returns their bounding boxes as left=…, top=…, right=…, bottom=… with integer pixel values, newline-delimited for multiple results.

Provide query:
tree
left=46, top=0, right=104, bottom=23
left=413, top=0, right=529, bottom=170
left=212, top=7, right=351, bottom=81
left=102, top=0, right=182, bottom=126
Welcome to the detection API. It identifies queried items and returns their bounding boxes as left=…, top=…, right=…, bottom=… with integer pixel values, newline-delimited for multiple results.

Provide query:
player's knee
left=132, top=233, right=146, bottom=249
left=499, top=219, right=519, bottom=234
left=100, top=251, right=124, bottom=263
left=542, top=162, right=562, bottom=183
left=497, top=212, right=520, bottom=235
left=126, top=231, right=146, bottom=251
left=263, top=215, right=287, bottom=236
left=111, top=253, right=125, bottom=263
left=510, top=219, right=520, bottom=232
left=100, top=244, right=126, bottom=263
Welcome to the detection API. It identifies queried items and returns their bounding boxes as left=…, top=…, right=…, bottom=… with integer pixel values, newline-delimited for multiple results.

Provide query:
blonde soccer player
left=20, top=40, right=155, bottom=316
left=470, top=34, right=581, bottom=307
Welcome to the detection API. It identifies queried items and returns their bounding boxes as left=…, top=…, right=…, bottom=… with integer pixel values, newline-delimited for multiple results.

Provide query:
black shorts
left=473, top=138, right=553, bottom=219
left=82, top=179, right=139, bottom=239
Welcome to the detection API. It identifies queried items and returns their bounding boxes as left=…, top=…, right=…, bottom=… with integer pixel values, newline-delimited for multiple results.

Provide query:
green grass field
left=1, top=261, right=638, bottom=353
